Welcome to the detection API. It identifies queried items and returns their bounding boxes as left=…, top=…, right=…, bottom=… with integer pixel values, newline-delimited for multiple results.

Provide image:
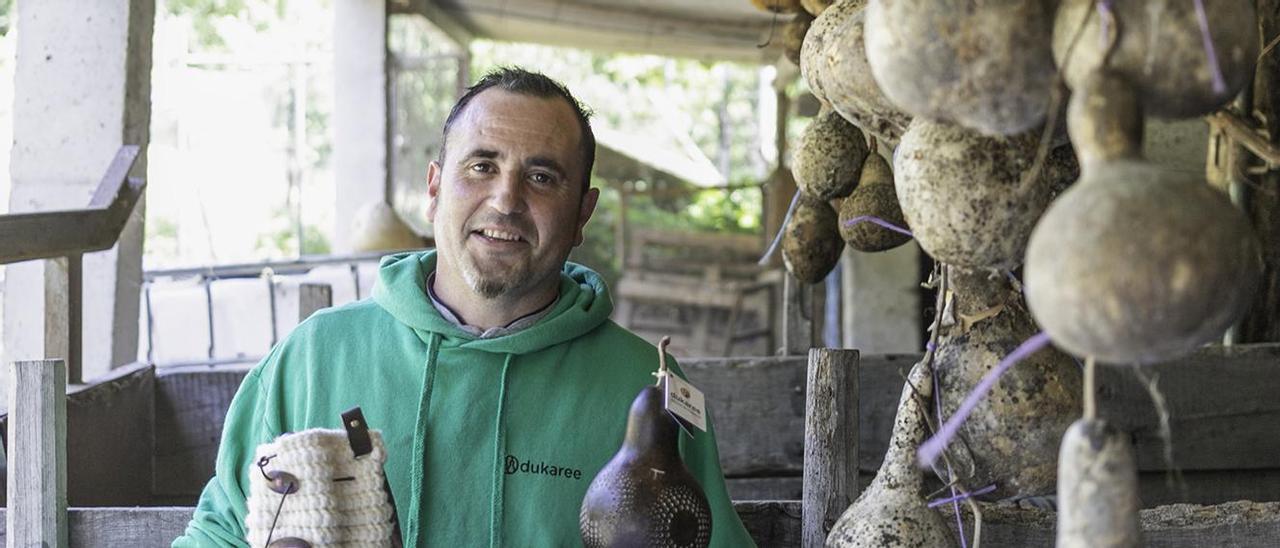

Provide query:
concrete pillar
left=3, top=0, right=154, bottom=388
left=333, top=0, right=389, bottom=253
left=839, top=243, right=922, bottom=354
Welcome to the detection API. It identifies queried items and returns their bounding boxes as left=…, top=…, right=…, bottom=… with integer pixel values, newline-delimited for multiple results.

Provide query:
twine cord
left=918, top=332, right=1053, bottom=468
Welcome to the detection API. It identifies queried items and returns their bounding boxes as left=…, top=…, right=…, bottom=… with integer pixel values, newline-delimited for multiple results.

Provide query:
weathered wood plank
left=682, top=356, right=806, bottom=476
left=734, top=500, right=801, bottom=548
left=691, top=345, right=1280, bottom=478
left=6, top=359, right=68, bottom=548
left=0, top=363, right=156, bottom=507
left=802, top=349, right=858, bottom=548
left=1097, top=344, right=1280, bottom=471
left=0, top=507, right=192, bottom=547
left=737, top=500, right=1280, bottom=548
left=151, top=366, right=252, bottom=498
left=726, top=477, right=802, bottom=501
left=147, top=344, right=1280, bottom=503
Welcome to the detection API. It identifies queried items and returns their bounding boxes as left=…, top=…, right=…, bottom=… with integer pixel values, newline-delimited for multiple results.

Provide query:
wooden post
left=802, top=348, right=859, bottom=548
left=7, top=359, right=68, bottom=548
left=1240, top=0, right=1280, bottom=342
left=298, top=283, right=333, bottom=323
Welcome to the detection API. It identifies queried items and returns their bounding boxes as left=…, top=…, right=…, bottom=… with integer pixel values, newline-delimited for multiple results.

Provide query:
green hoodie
left=174, top=251, right=755, bottom=547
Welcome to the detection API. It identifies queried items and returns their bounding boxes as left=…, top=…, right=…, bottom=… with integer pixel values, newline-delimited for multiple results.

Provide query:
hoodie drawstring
left=407, top=332, right=441, bottom=546
left=489, top=353, right=513, bottom=548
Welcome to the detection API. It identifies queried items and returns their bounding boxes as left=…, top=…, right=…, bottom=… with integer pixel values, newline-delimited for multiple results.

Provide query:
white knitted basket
left=245, top=428, right=395, bottom=547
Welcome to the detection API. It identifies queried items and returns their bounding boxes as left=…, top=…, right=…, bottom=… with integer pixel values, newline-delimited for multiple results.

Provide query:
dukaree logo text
left=504, top=455, right=584, bottom=480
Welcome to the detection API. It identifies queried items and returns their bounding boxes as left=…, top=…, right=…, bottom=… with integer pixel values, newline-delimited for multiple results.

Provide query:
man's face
left=426, top=89, right=599, bottom=301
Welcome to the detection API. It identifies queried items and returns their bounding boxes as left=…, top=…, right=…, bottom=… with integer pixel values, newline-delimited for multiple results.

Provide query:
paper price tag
left=664, top=375, right=707, bottom=433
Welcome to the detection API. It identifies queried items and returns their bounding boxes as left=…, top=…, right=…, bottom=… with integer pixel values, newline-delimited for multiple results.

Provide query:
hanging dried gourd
left=827, top=362, right=954, bottom=547
left=894, top=119, right=1077, bottom=269
left=1024, top=69, right=1262, bottom=364
left=1056, top=417, right=1143, bottom=547
left=580, top=340, right=712, bottom=548
left=794, top=107, right=869, bottom=200
left=799, top=0, right=864, bottom=105
left=864, top=0, right=1058, bottom=136
left=932, top=266, right=1081, bottom=499
left=1053, top=0, right=1257, bottom=119
left=781, top=12, right=815, bottom=66
left=821, top=3, right=911, bottom=145
left=836, top=152, right=911, bottom=252
left=782, top=193, right=843, bottom=283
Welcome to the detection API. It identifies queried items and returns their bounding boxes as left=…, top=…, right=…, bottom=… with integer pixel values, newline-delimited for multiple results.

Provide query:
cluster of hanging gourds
left=753, top=0, right=1263, bottom=546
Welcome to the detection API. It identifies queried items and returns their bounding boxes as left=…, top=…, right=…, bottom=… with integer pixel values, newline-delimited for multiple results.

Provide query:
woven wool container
left=246, top=429, right=395, bottom=547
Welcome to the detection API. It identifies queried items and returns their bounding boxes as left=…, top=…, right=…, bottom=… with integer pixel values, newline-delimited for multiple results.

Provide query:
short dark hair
left=439, top=67, right=596, bottom=194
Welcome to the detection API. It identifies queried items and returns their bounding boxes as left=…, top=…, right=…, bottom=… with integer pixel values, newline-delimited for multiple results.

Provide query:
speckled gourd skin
left=864, top=0, right=1058, bottom=136
left=782, top=194, right=844, bottom=283
left=1024, top=160, right=1262, bottom=364
left=794, top=108, right=869, bottom=200
left=894, top=119, right=1078, bottom=269
left=1053, top=0, right=1257, bottom=119
left=782, top=12, right=815, bottom=66
left=826, top=362, right=953, bottom=548
left=837, top=153, right=911, bottom=252
left=823, top=5, right=911, bottom=145
left=1055, top=419, right=1142, bottom=548
left=751, top=0, right=803, bottom=13
left=933, top=266, right=1081, bottom=500
left=800, top=0, right=865, bottom=105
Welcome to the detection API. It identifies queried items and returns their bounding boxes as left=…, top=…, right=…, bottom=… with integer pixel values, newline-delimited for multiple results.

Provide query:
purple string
left=1192, top=0, right=1228, bottom=94
left=842, top=215, right=914, bottom=237
left=759, top=190, right=802, bottom=266
left=928, top=484, right=998, bottom=508
left=1097, top=0, right=1115, bottom=52
left=930, top=353, right=969, bottom=548
left=918, top=332, right=1054, bottom=468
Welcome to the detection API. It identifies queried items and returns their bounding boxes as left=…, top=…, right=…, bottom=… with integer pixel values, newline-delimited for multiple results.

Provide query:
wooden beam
left=0, top=146, right=144, bottom=265
left=6, top=359, right=68, bottom=548
left=801, top=349, right=858, bottom=548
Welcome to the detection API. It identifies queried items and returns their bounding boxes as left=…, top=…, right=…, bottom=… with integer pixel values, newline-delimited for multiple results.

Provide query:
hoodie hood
left=372, top=250, right=613, bottom=355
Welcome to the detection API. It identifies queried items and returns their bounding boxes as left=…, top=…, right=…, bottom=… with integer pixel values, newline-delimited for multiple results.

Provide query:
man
left=174, top=68, right=756, bottom=547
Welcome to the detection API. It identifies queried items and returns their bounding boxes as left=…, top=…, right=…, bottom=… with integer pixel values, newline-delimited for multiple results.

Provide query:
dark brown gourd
left=580, top=349, right=712, bottom=548
left=794, top=108, right=869, bottom=200
left=781, top=12, right=814, bottom=66
left=836, top=152, right=911, bottom=252
left=782, top=193, right=844, bottom=283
